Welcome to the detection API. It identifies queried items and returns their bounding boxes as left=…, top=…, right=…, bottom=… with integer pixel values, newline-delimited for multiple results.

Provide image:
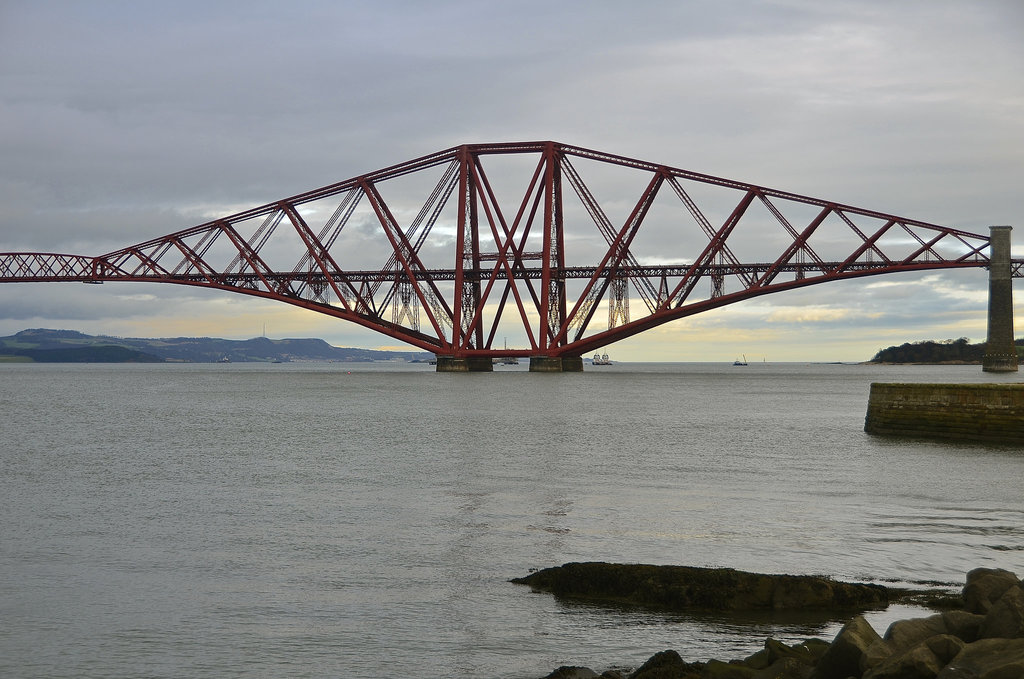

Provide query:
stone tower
left=982, top=225, right=1018, bottom=372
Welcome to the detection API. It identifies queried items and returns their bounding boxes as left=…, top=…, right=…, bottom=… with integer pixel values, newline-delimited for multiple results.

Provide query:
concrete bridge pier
left=435, top=356, right=493, bottom=372
left=982, top=225, right=1018, bottom=373
left=529, top=356, right=584, bottom=372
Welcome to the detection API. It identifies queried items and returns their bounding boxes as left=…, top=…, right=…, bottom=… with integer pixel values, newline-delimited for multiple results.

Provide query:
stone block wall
left=865, top=383, right=1024, bottom=444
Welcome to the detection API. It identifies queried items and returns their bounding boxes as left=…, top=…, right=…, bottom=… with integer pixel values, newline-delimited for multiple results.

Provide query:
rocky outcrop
left=935, top=638, right=1024, bottom=677
left=812, top=616, right=883, bottom=678
left=629, top=650, right=704, bottom=679
left=528, top=567, right=1024, bottom=679
left=512, top=563, right=892, bottom=612
left=962, top=568, right=1020, bottom=614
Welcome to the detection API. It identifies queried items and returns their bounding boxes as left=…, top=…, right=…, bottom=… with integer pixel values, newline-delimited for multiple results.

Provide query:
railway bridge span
left=1, top=142, right=1019, bottom=371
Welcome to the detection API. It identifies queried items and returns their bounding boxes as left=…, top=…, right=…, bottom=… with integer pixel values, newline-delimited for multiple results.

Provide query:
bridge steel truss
left=1, top=141, right=1019, bottom=370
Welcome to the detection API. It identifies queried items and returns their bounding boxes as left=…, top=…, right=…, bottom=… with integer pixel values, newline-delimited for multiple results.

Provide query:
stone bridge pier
left=983, top=225, right=1018, bottom=372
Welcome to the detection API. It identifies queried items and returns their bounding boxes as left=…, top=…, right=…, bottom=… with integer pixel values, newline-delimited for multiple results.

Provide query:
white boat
left=497, top=339, right=519, bottom=365
left=592, top=352, right=612, bottom=365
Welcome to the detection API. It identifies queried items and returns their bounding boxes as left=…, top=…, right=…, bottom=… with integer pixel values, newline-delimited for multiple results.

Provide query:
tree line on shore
left=869, top=337, right=1024, bottom=364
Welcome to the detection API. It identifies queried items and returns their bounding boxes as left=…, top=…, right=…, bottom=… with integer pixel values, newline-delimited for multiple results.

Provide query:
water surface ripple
left=1, top=362, right=1022, bottom=678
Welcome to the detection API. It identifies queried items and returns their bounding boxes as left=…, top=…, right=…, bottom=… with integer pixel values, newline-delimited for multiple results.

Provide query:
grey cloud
left=0, top=0, right=1020, bottom=357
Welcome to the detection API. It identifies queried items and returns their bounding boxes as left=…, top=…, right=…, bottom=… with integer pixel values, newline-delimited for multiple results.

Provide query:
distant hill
left=869, top=337, right=1024, bottom=364
left=0, top=329, right=433, bottom=363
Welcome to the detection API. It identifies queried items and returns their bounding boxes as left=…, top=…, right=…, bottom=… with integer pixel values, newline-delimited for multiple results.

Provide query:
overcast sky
left=1, top=0, right=1021, bottom=361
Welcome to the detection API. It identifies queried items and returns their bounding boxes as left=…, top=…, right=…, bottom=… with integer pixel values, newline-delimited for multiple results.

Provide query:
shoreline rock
left=512, top=562, right=895, bottom=612
left=523, top=566, right=1024, bottom=679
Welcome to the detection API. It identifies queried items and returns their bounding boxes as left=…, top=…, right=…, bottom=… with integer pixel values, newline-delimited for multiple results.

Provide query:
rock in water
left=511, top=562, right=891, bottom=612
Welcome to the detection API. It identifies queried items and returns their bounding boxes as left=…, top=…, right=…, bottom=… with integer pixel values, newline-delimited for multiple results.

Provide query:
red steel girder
left=1, top=142, right=1018, bottom=360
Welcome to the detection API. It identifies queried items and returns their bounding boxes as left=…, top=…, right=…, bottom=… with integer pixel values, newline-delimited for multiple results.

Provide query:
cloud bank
left=1, top=0, right=1020, bottom=360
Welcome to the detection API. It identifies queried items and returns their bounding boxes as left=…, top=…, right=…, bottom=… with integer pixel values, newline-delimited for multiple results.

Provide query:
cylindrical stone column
left=982, top=225, right=1018, bottom=373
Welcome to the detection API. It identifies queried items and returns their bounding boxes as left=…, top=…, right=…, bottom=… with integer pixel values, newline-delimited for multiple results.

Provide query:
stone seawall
left=864, top=382, right=1024, bottom=443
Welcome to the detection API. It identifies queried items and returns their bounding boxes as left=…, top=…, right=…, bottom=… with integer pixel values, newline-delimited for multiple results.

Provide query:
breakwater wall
left=865, top=382, right=1024, bottom=443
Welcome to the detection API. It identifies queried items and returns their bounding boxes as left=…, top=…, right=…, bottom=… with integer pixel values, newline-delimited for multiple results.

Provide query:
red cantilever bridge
left=1, top=141, right=1020, bottom=371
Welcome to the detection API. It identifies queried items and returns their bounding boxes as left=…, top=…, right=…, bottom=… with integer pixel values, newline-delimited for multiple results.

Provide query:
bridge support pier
left=435, top=356, right=493, bottom=372
left=529, top=356, right=584, bottom=372
left=983, top=225, right=1018, bottom=373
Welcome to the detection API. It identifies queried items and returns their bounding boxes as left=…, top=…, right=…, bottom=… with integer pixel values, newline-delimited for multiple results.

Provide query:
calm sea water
left=2, top=361, right=1022, bottom=678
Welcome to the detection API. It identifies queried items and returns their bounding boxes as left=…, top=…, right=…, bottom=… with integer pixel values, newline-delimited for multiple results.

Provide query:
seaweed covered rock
left=739, top=638, right=828, bottom=679
left=542, top=667, right=600, bottom=679
left=978, top=585, right=1024, bottom=639
left=862, top=635, right=964, bottom=679
left=512, top=563, right=891, bottom=612
left=935, top=638, right=1024, bottom=678
left=962, top=567, right=1020, bottom=614
left=629, top=650, right=704, bottom=679
left=810, top=616, right=882, bottom=679
left=882, top=614, right=950, bottom=653
left=939, top=610, right=984, bottom=643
